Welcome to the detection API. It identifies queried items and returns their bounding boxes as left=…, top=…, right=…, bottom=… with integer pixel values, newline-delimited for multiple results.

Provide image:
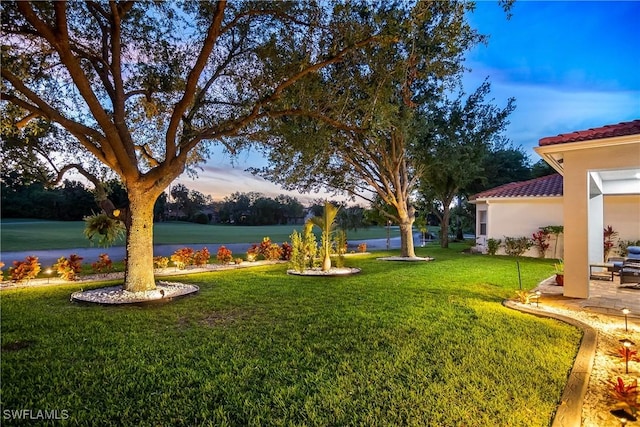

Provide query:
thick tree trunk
left=399, top=219, right=416, bottom=258
left=123, top=189, right=157, bottom=292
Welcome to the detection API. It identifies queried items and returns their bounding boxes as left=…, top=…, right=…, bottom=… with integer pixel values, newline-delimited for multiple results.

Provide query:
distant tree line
left=2, top=150, right=553, bottom=228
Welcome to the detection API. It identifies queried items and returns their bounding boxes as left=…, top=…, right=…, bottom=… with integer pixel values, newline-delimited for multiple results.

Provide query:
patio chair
left=620, top=248, right=640, bottom=285
left=610, top=245, right=640, bottom=274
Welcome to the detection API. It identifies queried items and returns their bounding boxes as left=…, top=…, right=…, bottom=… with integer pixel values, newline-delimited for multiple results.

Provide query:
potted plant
left=554, top=259, right=564, bottom=286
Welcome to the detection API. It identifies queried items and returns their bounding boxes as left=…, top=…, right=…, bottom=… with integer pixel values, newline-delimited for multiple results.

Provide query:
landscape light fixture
left=611, top=409, right=637, bottom=426
left=45, top=268, right=53, bottom=284
left=620, top=339, right=635, bottom=374
left=622, top=308, right=630, bottom=331
left=535, top=291, right=541, bottom=308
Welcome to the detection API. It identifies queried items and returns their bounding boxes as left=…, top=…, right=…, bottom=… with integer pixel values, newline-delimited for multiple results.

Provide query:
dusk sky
left=175, top=0, right=640, bottom=203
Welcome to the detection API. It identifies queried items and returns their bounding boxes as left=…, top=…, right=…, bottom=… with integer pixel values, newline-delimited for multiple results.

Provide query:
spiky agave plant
left=307, top=201, right=340, bottom=271
left=83, top=213, right=125, bottom=247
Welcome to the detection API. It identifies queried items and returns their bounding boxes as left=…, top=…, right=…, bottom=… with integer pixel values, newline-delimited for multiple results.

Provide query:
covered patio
left=537, top=276, right=640, bottom=318
left=535, top=120, right=640, bottom=299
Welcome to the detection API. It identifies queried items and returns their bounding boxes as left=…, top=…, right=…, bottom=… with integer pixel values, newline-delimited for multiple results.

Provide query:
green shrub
left=289, top=226, right=318, bottom=272
left=618, top=240, right=640, bottom=257
left=289, top=230, right=307, bottom=273
left=487, top=238, right=501, bottom=256
left=333, top=229, right=347, bottom=268
left=503, top=236, right=533, bottom=257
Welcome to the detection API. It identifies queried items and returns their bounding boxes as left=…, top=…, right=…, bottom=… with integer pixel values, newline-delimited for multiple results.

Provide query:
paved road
left=1, top=234, right=433, bottom=266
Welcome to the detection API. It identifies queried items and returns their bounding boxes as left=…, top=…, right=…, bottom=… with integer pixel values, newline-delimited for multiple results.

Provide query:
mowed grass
left=0, top=220, right=404, bottom=252
left=1, top=247, right=580, bottom=426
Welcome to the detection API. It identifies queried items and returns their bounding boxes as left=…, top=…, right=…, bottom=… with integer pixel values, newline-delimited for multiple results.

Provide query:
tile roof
left=539, top=119, right=640, bottom=146
left=470, top=173, right=563, bottom=201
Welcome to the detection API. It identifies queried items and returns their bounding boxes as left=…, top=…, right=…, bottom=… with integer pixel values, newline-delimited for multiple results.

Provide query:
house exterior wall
left=563, top=142, right=640, bottom=298
left=604, top=194, right=640, bottom=255
left=474, top=197, right=564, bottom=258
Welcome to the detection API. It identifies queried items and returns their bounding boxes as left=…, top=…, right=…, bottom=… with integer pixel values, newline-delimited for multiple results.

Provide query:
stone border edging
left=503, top=300, right=597, bottom=427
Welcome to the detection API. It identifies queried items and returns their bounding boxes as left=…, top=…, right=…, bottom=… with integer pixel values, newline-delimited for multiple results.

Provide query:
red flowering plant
left=9, top=256, right=41, bottom=283
left=194, top=247, right=210, bottom=266
left=603, top=225, right=619, bottom=261
left=153, top=256, right=169, bottom=269
left=91, top=253, right=113, bottom=274
left=216, top=246, right=233, bottom=264
left=263, top=243, right=283, bottom=261
left=171, top=247, right=195, bottom=269
left=609, top=377, right=639, bottom=416
left=531, top=230, right=550, bottom=259
left=246, top=244, right=259, bottom=262
left=280, top=242, right=293, bottom=261
left=56, top=254, right=83, bottom=281
left=258, top=237, right=273, bottom=259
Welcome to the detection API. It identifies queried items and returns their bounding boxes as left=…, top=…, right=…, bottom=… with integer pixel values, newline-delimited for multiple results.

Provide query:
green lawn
left=0, top=220, right=407, bottom=252
left=1, top=246, right=579, bottom=426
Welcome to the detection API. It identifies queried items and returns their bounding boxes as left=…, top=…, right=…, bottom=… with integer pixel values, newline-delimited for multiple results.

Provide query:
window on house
left=479, top=210, right=487, bottom=236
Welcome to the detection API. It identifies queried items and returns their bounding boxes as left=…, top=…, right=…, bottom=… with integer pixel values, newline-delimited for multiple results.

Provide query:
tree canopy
left=255, top=1, right=493, bottom=257
left=415, top=80, right=515, bottom=247
left=1, top=1, right=399, bottom=291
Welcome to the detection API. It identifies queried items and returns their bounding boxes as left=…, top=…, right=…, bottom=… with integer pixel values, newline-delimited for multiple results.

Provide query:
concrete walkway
left=536, top=275, right=640, bottom=318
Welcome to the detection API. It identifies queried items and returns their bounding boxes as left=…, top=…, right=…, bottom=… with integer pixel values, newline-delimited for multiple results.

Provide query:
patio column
left=588, top=173, right=605, bottom=264
left=562, top=166, right=590, bottom=298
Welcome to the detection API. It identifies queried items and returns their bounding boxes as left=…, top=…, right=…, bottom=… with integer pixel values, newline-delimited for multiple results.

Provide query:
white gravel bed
left=287, top=267, right=361, bottom=276
left=377, top=256, right=434, bottom=262
left=70, top=281, right=198, bottom=304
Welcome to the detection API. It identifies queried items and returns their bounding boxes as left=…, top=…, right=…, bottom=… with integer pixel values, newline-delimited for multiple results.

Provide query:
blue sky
left=177, top=0, right=640, bottom=202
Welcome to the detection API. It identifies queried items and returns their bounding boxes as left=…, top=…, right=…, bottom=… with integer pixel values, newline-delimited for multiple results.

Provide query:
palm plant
left=307, top=201, right=340, bottom=271
left=83, top=213, right=125, bottom=247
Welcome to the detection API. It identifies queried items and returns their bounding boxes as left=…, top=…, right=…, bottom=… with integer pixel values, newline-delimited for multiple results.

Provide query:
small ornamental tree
left=307, top=201, right=340, bottom=271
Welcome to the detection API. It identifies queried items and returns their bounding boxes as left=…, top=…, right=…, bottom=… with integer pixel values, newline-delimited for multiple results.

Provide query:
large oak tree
left=1, top=1, right=390, bottom=291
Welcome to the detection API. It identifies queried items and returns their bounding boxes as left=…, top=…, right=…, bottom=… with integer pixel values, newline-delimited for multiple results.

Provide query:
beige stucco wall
left=604, top=194, right=640, bottom=256
left=475, top=197, right=564, bottom=258
left=562, top=142, right=640, bottom=298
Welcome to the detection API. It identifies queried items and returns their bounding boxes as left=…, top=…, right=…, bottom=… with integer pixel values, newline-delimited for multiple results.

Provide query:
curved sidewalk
left=504, top=300, right=597, bottom=427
